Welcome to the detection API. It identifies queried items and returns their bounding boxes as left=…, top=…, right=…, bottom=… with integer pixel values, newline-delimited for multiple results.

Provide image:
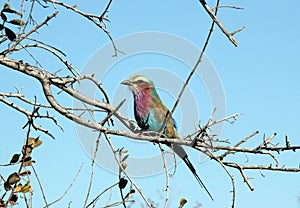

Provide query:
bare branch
left=1, top=11, right=59, bottom=55
left=219, top=130, right=260, bottom=160
left=14, top=43, right=79, bottom=76
left=44, top=0, right=122, bottom=57
left=170, top=0, right=222, bottom=117
left=0, top=94, right=56, bottom=139
left=198, top=0, right=239, bottom=46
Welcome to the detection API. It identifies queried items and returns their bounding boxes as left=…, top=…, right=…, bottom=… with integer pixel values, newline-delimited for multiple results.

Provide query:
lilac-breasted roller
left=121, top=74, right=213, bottom=200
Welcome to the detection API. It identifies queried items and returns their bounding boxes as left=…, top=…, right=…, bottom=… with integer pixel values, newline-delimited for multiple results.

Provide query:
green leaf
left=2, top=3, right=22, bottom=17
left=118, top=178, right=128, bottom=189
left=7, top=172, right=20, bottom=185
left=34, top=137, right=43, bottom=148
left=2, top=8, right=22, bottom=16
left=15, top=184, right=23, bottom=192
left=4, top=27, right=16, bottom=41
left=8, top=19, right=24, bottom=26
left=121, top=154, right=129, bottom=162
left=1, top=12, right=7, bottom=22
left=8, top=194, right=18, bottom=206
left=20, top=183, right=32, bottom=193
left=23, top=156, right=32, bottom=163
left=3, top=3, right=10, bottom=10
left=0, top=199, right=5, bottom=206
left=28, top=137, right=43, bottom=148
left=179, top=198, right=187, bottom=207
left=15, top=181, right=32, bottom=194
left=4, top=181, right=11, bottom=191
left=20, top=170, right=31, bottom=177
left=10, top=153, right=20, bottom=164
left=121, top=162, right=127, bottom=170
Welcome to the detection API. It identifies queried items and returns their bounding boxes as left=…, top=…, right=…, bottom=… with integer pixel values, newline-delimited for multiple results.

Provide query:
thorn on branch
left=285, top=135, right=290, bottom=148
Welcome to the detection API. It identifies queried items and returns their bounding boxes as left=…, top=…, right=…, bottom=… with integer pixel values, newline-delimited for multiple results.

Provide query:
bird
left=121, top=74, right=213, bottom=200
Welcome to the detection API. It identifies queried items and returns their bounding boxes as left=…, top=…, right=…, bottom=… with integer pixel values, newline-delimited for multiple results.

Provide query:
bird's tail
left=173, top=144, right=214, bottom=201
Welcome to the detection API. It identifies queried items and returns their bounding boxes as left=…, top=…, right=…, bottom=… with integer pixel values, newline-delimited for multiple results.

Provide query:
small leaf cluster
left=0, top=137, right=42, bottom=207
left=0, top=3, right=23, bottom=41
left=118, top=148, right=136, bottom=203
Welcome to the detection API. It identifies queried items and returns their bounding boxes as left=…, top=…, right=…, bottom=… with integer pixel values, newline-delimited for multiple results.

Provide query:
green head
left=121, top=75, right=156, bottom=96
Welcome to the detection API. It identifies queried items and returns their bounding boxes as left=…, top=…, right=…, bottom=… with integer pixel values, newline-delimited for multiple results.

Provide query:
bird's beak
left=121, top=80, right=132, bottom=86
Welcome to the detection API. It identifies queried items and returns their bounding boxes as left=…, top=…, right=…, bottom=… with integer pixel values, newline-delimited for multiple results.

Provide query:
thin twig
left=45, top=164, right=83, bottom=207
left=83, top=133, right=102, bottom=207
left=86, top=182, right=119, bottom=208
left=31, top=164, right=48, bottom=207
left=212, top=5, right=244, bottom=11
left=158, top=143, right=169, bottom=208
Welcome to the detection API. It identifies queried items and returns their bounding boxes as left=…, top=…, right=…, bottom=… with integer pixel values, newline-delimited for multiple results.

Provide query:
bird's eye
left=134, top=80, right=145, bottom=84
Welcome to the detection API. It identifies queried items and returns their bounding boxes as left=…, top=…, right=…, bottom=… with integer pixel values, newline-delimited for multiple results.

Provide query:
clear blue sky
left=0, top=1, right=300, bottom=207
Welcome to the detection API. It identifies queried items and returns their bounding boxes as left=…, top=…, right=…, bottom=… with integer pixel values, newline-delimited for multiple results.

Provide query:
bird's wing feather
left=147, top=103, right=178, bottom=138
left=172, top=117, right=178, bottom=130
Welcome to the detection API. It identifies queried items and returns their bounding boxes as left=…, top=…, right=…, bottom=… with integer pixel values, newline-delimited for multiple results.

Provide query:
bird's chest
left=134, top=97, right=166, bottom=133
left=134, top=94, right=152, bottom=129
